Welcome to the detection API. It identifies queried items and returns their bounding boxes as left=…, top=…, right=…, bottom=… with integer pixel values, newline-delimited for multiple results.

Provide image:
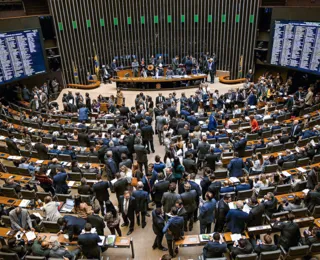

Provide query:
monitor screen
left=270, top=20, right=320, bottom=75
left=0, top=28, right=46, bottom=85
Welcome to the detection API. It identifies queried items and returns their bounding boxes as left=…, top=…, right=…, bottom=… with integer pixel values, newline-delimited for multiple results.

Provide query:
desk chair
left=200, top=256, right=227, bottom=260
left=57, top=154, right=71, bottom=162
left=1, top=187, right=21, bottom=198
left=266, top=211, right=289, bottom=223
left=292, top=180, right=307, bottom=192
left=312, top=154, right=320, bottom=164
left=220, top=191, right=236, bottom=201
left=56, top=139, right=68, bottom=146
left=237, top=189, right=253, bottom=200
left=208, top=139, right=216, bottom=144
left=42, top=137, right=52, bottom=144
left=280, top=245, right=309, bottom=260
left=68, top=140, right=79, bottom=146
left=264, top=165, right=278, bottom=174
left=296, top=157, right=310, bottom=167
left=0, top=252, right=20, bottom=260
left=297, top=139, right=309, bottom=147
left=282, top=161, right=296, bottom=170
left=83, top=172, right=97, bottom=180
left=309, top=243, right=320, bottom=257
left=291, top=207, right=308, bottom=218
left=42, top=221, right=61, bottom=233
left=89, top=156, right=100, bottom=163
left=21, top=190, right=37, bottom=200
left=257, top=186, right=275, bottom=198
left=274, top=184, right=292, bottom=195
left=261, top=131, right=272, bottom=138
left=76, top=155, right=88, bottom=163
left=273, top=129, right=282, bottom=135
left=247, top=133, right=258, bottom=141
left=36, top=191, right=53, bottom=202
left=1, top=215, right=11, bottom=228
left=271, top=144, right=284, bottom=153
left=255, top=147, right=267, bottom=154
left=25, top=256, right=46, bottom=260
left=68, top=172, right=82, bottom=181
left=284, top=142, right=295, bottom=150
left=55, top=194, right=72, bottom=202
left=214, top=170, right=228, bottom=179
left=235, top=253, right=258, bottom=260
left=312, top=205, right=320, bottom=218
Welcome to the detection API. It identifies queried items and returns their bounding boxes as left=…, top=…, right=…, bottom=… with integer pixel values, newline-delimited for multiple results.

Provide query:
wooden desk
left=0, top=172, right=31, bottom=183
left=223, top=231, right=249, bottom=243
left=247, top=225, right=272, bottom=235
left=314, top=218, right=320, bottom=228
left=111, top=236, right=135, bottom=258
left=175, top=235, right=200, bottom=247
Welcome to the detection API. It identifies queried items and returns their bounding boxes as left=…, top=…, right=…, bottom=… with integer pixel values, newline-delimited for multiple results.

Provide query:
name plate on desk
left=248, top=225, right=272, bottom=233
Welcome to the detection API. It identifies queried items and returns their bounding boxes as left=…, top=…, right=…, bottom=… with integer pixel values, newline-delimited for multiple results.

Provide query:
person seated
left=202, top=232, right=228, bottom=259
left=253, top=174, right=270, bottom=195
left=277, top=149, right=296, bottom=167
left=3, top=177, right=21, bottom=194
left=9, top=207, right=35, bottom=232
left=252, top=139, right=266, bottom=152
left=49, top=144, right=61, bottom=155
left=235, top=177, right=251, bottom=193
left=282, top=195, right=303, bottom=211
left=31, top=236, right=51, bottom=257
left=231, top=238, right=253, bottom=259
left=73, top=194, right=93, bottom=219
left=49, top=240, right=80, bottom=259
left=271, top=121, right=281, bottom=132
left=78, top=177, right=93, bottom=195
left=1, top=237, right=26, bottom=258
left=301, top=227, right=320, bottom=246
left=251, top=234, right=278, bottom=255
left=220, top=180, right=234, bottom=193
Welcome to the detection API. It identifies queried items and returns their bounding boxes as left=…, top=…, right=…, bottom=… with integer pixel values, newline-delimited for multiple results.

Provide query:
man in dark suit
left=119, top=190, right=136, bottom=235
left=227, top=152, right=245, bottom=177
left=114, top=173, right=128, bottom=205
left=132, top=182, right=148, bottom=228
left=134, top=139, right=148, bottom=173
left=290, top=120, right=302, bottom=142
left=152, top=208, right=167, bottom=251
left=166, top=103, right=177, bottom=119
left=78, top=223, right=102, bottom=259
left=305, top=184, right=320, bottom=212
left=152, top=173, right=170, bottom=208
left=34, top=137, right=49, bottom=160
left=263, top=192, right=278, bottom=217
left=203, top=232, right=228, bottom=259
left=199, top=191, right=216, bottom=234
left=273, top=213, right=301, bottom=251
left=5, top=134, right=20, bottom=155
left=57, top=215, right=86, bottom=241
left=186, top=111, right=199, bottom=131
left=78, top=177, right=93, bottom=195
left=204, top=147, right=219, bottom=171
left=231, top=238, right=253, bottom=258
left=214, top=194, right=231, bottom=232
left=197, top=136, right=211, bottom=168
left=162, top=206, right=184, bottom=258
left=161, top=183, right=180, bottom=213
left=156, top=93, right=165, bottom=105
left=119, top=103, right=130, bottom=118
left=247, top=197, right=265, bottom=227
left=87, top=206, right=105, bottom=235
left=141, top=120, right=155, bottom=153
left=233, top=134, right=247, bottom=157
left=180, top=182, right=197, bottom=232
left=235, top=177, right=251, bottom=193
left=251, top=234, right=278, bottom=255
left=177, top=124, right=189, bottom=140
left=208, top=174, right=222, bottom=201
left=78, top=128, right=90, bottom=147
left=183, top=153, right=197, bottom=174
left=92, top=174, right=110, bottom=216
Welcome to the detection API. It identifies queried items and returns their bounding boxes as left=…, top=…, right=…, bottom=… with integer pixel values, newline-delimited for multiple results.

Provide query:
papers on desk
left=36, top=160, right=44, bottom=164
left=302, top=189, right=310, bottom=195
left=7, top=156, right=22, bottom=161
left=111, top=178, right=117, bottom=185
left=230, top=233, right=242, bottom=242
left=0, top=136, right=6, bottom=141
left=243, top=204, right=251, bottom=214
left=226, top=129, right=233, bottom=134
left=106, top=235, right=116, bottom=246
left=229, top=177, right=240, bottom=183
left=32, top=212, right=43, bottom=220
left=228, top=202, right=236, bottom=209
left=19, top=199, right=30, bottom=208
left=199, top=233, right=213, bottom=242
left=98, top=236, right=106, bottom=246
left=46, top=169, right=51, bottom=176
left=311, top=139, right=316, bottom=147
left=49, top=235, right=58, bottom=243
left=25, top=231, right=36, bottom=241
left=282, top=171, right=291, bottom=177
left=297, top=167, right=307, bottom=173
left=195, top=178, right=202, bottom=186
left=68, top=181, right=75, bottom=187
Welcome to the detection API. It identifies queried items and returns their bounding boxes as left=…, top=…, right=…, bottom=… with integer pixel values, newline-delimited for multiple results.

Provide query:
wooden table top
left=314, top=218, right=320, bottom=228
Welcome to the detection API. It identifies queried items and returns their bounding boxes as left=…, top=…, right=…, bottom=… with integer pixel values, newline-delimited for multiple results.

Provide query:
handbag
left=131, top=170, right=138, bottom=187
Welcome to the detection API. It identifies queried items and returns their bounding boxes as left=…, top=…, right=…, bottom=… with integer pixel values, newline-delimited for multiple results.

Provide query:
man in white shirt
left=43, top=196, right=62, bottom=222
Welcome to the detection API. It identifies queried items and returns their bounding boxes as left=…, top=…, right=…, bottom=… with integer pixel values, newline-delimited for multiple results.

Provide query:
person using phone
left=251, top=234, right=278, bottom=255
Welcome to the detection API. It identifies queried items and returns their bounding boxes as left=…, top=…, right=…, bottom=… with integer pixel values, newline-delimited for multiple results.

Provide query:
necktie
left=124, top=199, right=129, bottom=214
left=147, top=179, right=151, bottom=191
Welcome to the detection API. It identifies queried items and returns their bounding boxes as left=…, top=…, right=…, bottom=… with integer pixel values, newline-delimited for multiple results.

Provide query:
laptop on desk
left=60, top=199, right=74, bottom=213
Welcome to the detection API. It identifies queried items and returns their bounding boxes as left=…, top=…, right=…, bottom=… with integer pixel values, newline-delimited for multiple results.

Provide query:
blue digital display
left=270, top=20, right=320, bottom=75
left=0, top=29, right=46, bottom=85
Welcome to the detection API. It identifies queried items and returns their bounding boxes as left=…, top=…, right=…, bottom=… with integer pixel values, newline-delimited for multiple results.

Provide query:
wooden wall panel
left=48, top=0, right=259, bottom=83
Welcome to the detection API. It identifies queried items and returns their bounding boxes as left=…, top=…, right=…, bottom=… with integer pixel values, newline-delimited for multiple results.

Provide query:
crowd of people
left=0, top=70, right=320, bottom=259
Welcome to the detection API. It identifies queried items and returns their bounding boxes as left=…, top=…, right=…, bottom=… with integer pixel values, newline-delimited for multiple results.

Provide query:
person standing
left=78, top=104, right=89, bottom=122
left=180, top=182, right=197, bottom=232
left=152, top=208, right=167, bottom=251
left=214, top=194, right=231, bottom=232
left=199, top=192, right=216, bottom=234
left=119, top=190, right=136, bottom=235
left=162, top=207, right=184, bottom=258
left=207, top=58, right=216, bottom=83
left=226, top=201, right=249, bottom=234
left=141, top=119, right=155, bottom=153
left=132, top=182, right=148, bottom=228
left=78, top=223, right=102, bottom=259
left=87, top=206, right=106, bottom=236
left=116, top=88, right=124, bottom=107
left=92, top=174, right=110, bottom=216
left=132, top=59, right=139, bottom=77
left=153, top=173, right=170, bottom=208
left=161, top=183, right=181, bottom=214
left=134, top=139, right=148, bottom=173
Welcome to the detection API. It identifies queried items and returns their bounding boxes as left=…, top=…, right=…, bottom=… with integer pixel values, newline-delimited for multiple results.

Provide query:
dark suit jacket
left=6, top=138, right=20, bottom=155
left=153, top=180, right=170, bottom=203
left=197, top=142, right=211, bottom=160
left=228, top=158, right=245, bottom=177
left=199, top=200, right=216, bottom=224
left=119, top=196, right=136, bottom=218
left=305, top=191, right=320, bottom=212
left=183, top=158, right=197, bottom=173
left=231, top=239, right=253, bottom=258
left=92, top=181, right=110, bottom=201
left=203, top=241, right=228, bottom=259
left=253, top=243, right=278, bottom=254
left=34, top=142, right=49, bottom=160
left=87, top=214, right=105, bottom=235
left=78, top=184, right=93, bottom=195
left=234, top=138, right=247, bottom=157
left=132, top=189, right=148, bottom=212
left=114, top=178, right=128, bottom=200
left=141, top=125, right=154, bottom=141
left=226, top=209, right=249, bottom=234
left=291, top=125, right=302, bottom=137
left=78, top=232, right=101, bottom=258
left=78, top=133, right=91, bottom=147
left=205, top=153, right=219, bottom=171
left=134, top=144, right=148, bottom=162
left=180, top=190, right=197, bottom=213
left=152, top=210, right=165, bottom=235
left=273, top=221, right=301, bottom=250
left=247, top=203, right=265, bottom=227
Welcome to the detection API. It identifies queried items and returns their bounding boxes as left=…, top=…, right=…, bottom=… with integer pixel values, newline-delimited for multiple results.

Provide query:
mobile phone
left=7, top=199, right=15, bottom=203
